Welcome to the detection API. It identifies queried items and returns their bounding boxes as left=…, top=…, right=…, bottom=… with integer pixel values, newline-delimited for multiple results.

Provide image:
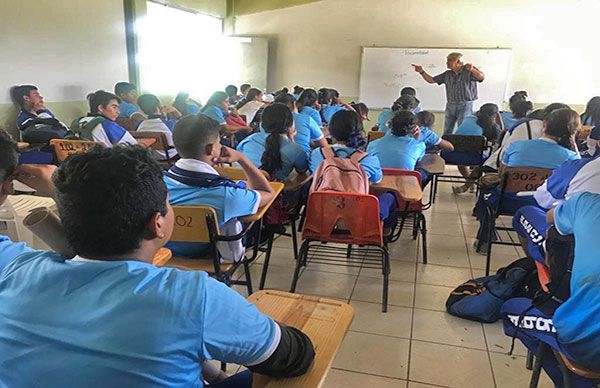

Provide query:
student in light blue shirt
left=275, top=93, right=326, bottom=154
left=172, top=91, right=202, bottom=116
left=296, top=88, right=323, bottom=127
left=201, top=91, right=252, bottom=145
left=377, top=95, right=420, bottom=133
left=0, top=145, right=314, bottom=388
left=580, top=96, right=600, bottom=127
left=114, top=82, right=145, bottom=124
left=292, top=85, right=304, bottom=101
left=165, top=114, right=276, bottom=262
left=500, top=91, right=531, bottom=131
left=319, top=88, right=355, bottom=125
left=415, top=111, right=454, bottom=152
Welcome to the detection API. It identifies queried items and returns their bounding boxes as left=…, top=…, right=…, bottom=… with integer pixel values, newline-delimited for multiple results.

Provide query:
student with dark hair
left=580, top=96, right=600, bottom=126
left=400, top=86, right=423, bottom=112
left=319, top=88, right=355, bottom=124
left=415, top=111, right=454, bottom=152
left=72, top=90, right=137, bottom=147
left=201, top=91, right=252, bottom=139
left=377, top=95, right=420, bottom=132
left=350, top=102, right=369, bottom=121
left=172, top=92, right=201, bottom=116
left=165, top=114, right=276, bottom=261
left=500, top=91, right=532, bottom=130
left=237, top=103, right=308, bottom=182
left=136, top=94, right=178, bottom=159
left=225, top=84, right=239, bottom=105
left=292, top=85, right=304, bottom=100
left=274, top=93, right=327, bottom=154
left=11, top=85, right=68, bottom=139
left=237, top=88, right=266, bottom=124
left=240, top=83, right=252, bottom=99
left=114, top=82, right=145, bottom=123
left=296, top=88, right=322, bottom=127
left=0, top=145, right=313, bottom=387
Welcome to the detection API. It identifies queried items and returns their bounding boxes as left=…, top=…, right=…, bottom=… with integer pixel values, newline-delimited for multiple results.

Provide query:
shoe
left=472, top=240, right=489, bottom=255
left=452, top=185, right=469, bottom=194
left=469, top=185, right=477, bottom=193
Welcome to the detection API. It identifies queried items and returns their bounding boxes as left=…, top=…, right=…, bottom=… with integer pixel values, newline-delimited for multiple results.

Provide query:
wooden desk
left=17, top=142, right=30, bottom=150
left=284, top=172, right=312, bottom=192
left=136, top=138, right=157, bottom=148
left=371, top=175, right=423, bottom=202
left=417, top=154, right=445, bottom=175
left=239, top=182, right=285, bottom=222
left=152, top=247, right=172, bottom=266
left=248, top=290, right=354, bottom=388
left=214, top=166, right=270, bottom=180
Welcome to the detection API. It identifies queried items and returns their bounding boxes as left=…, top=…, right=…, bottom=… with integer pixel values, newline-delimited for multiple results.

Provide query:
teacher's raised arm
left=412, top=52, right=485, bottom=134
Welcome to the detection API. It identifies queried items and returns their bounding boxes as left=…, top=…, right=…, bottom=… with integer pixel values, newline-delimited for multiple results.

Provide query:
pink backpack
left=310, top=147, right=370, bottom=194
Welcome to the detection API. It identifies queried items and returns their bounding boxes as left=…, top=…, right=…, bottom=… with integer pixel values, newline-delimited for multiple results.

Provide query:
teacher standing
left=412, top=52, right=485, bottom=134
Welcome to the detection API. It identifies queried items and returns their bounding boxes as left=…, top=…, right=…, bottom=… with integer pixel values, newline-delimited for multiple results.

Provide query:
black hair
left=53, top=146, right=167, bottom=258
left=10, top=85, right=38, bottom=108
left=581, top=96, right=600, bottom=126
left=173, top=92, right=190, bottom=115
left=202, top=91, right=228, bottom=112
left=114, top=82, right=136, bottom=97
left=137, top=94, right=160, bottom=116
left=0, top=129, right=18, bottom=182
left=173, top=114, right=221, bottom=159
left=416, top=111, right=435, bottom=128
left=296, top=89, right=318, bottom=113
left=542, top=103, right=570, bottom=118
left=87, top=90, right=121, bottom=115
left=392, top=95, right=419, bottom=112
left=527, top=109, right=546, bottom=120
left=318, top=88, right=333, bottom=106
left=240, top=83, right=251, bottom=93
left=391, top=110, right=418, bottom=137
left=293, top=85, right=304, bottom=95
left=225, top=85, right=238, bottom=97
left=476, top=103, right=499, bottom=141
left=351, top=102, right=369, bottom=118
left=544, top=108, right=580, bottom=151
left=329, top=110, right=366, bottom=149
left=260, top=103, right=294, bottom=176
left=274, top=93, right=296, bottom=110
left=400, top=87, right=416, bottom=97
left=509, top=91, right=532, bottom=118
left=237, top=88, right=262, bottom=109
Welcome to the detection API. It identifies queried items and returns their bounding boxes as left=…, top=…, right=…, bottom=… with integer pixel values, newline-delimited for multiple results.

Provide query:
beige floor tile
left=423, top=236, right=471, bottom=268
left=407, top=382, right=447, bottom=388
left=483, top=321, right=528, bottom=356
left=323, top=369, right=407, bottom=388
left=349, top=300, right=412, bottom=338
left=360, top=261, right=416, bottom=283
left=409, top=341, right=494, bottom=388
left=333, top=331, right=410, bottom=379
left=415, top=264, right=473, bottom=287
left=388, top=241, right=419, bottom=262
left=412, top=309, right=487, bottom=350
left=414, top=283, right=453, bottom=312
left=351, top=277, right=415, bottom=308
left=255, top=246, right=297, bottom=268
left=490, top=352, right=554, bottom=388
left=241, top=263, right=295, bottom=292
left=294, top=269, right=357, bottom=300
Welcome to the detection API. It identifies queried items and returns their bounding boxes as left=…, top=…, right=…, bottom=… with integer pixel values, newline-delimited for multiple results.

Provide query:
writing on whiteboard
left=405, top=49, right=429, bottom=55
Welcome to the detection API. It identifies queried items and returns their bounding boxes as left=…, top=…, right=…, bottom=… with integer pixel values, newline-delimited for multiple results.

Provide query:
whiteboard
left=359, top=47, right=512, bottom=111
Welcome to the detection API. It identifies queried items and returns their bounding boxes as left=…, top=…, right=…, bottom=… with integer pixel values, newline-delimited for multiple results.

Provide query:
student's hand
left=214, top=146, right=246, bottom=165
left=412, top=64, right=424, bottom=73
left=229, top=107, right=240, bottom=116
left=14, top=164, right=57, bottom=198
left=412, top=125, right=421, bottom=140
left=315, top=103, right=321, bottom=111
left=464, top=63, right=474, bottom=72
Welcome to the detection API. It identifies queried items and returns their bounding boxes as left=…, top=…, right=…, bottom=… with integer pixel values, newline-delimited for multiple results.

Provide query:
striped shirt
left=433, top=67, right=481, bottom=103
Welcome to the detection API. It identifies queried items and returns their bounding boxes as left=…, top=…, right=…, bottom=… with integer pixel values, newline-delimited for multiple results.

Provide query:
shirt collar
left=174, top=159, right=219, bottom=175
left=539, top=137, right=558, bottom=144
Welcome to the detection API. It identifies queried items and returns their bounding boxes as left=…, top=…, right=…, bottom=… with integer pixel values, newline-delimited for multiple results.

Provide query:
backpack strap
left=525, top=120, right=532, bottom=140
left=320, top=146, right=337, bottom=160
left=348, top=150, right=368, bottom=163
left=165, top=165, right=247, bottom=189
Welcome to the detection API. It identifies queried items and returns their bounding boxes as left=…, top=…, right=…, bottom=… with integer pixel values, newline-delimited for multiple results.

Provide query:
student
left=450, top=103, right=500, bottom=194
left=164, top=114, right=276, bottom=262
left=415, top=111, right=454, bottom=152
left=319, top=88, right=354, bottom=125
left=11, top=85, right=67, bottom=134
left=136, top=94, right=178, bottom=160
left=377, top=95, right=420, bottom=132
left=400, top=86, right=423, bottom=113
left=114, top=82, right=145, bottom=123
left=580, top=96, right=600, bottom=126
left=225, top=84, right=239, bottom=105
left=296, top=88, right=323, bottom=127
left=237, top=88, right=266, bottom=124
left=0, top=145, right=314, bottom=387
left=239, top=83, right=252, bottom=101
left=351, top=102, right=369, bottom=121
left=474, top=108, right=581, bottom=254
left=237, top=103, right=308, bottom=182
left=503, top=193, right=600, bottom=386
left=172, top=92, right=201, bottom=115
left=73, top=90, right=137, bottom=147
left=292, top=85, right=304, bottom=100
left=274, top=93, right=326, bottom=154
left=500, top=91, right=532, bottom=130
left=201, top=91, right=252, bottom=138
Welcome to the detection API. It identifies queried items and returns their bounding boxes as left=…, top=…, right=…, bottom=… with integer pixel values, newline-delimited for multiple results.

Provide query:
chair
left=367, top=130, right=385, bottom=144
left=49, top=139, right=104, bottom=162
left=529, top=343, right=600, bottom=388
left=161, top=205, right=257, bottom=294
left=290, top=192, right=391, bottom=312
left=480, top=166, right=552, bottom=275
left=434, top=134, right=487, bottom=202
left=115, top=117, right=138, bottom=132
left=128, top=131, right=177, bottom=166
left=381, top=168, right=428, bottom=264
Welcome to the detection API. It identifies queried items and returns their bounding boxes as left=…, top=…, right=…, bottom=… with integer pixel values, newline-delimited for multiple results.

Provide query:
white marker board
left=359, top=47, right=512, bottom=111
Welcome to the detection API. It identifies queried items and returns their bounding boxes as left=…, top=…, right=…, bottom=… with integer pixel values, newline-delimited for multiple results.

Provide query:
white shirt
left=137, top=118, right=177, bottom=160
left=238, top=100, right=264, bottom=124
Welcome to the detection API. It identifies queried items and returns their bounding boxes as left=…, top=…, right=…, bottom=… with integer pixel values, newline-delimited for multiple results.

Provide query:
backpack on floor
left=446, top=257, right=538, bottom=323
left=310, top=147, right=369, bottom=194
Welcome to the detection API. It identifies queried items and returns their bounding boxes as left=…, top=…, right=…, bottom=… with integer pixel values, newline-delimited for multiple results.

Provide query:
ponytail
left=476, top=103, right=499, bottom=142
left=260, top=103, right=294, bottom=176
left=329, top=110, right=366, bottom=150
left=296, top=88, right=317, bottom=113
left=544, top=108, right=579, bottom=151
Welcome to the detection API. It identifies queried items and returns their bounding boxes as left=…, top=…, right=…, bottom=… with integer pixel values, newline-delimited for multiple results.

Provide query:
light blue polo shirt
left=0, top=235, right=35, bottom=271
left=553, top=192, right=600, bottom=369
left=500, top=111, right=520, bottom=131
left=118, top=101, right=140, bottom=119
left=298, top=106, right=322, bottom=127
left=502, top=138, right=580, bottom=169
left=377, top=109, right=394, bottom=132
left=367, top=132, right=426, bottom=170
left=236, top=129, right=308, bottom=182
left=309, top=145, right=382, bottom=183
left=419, top=126, right=442, bottom=151
left=454, top=115, right=483, bottom=136
left=186, top=103, right=201, bottom=115
left=292, top=112, right=324, bottom=154
left=202, top=106, right=227, bottom=125
left=0, top=252, right=279, bottom=387
left=321, top=105, right=347, bottom=124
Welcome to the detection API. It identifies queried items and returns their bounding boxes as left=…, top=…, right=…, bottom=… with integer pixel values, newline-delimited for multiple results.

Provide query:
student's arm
left=546, top=207, right=556, bottom=225
left=217, top=147, right=275, bottom=207
left=308, top=116, right=328, bottom=148
left=221, top=124, right=253, bottom=135
left=14, top=164, right=57, bottom=198
left=314, top=137, right=328, bottom=148
left=464, top=64, right=485, bottom=82
left=438, top=139, right=454, bottom=152
left=412, top=64, right=436, bottom=84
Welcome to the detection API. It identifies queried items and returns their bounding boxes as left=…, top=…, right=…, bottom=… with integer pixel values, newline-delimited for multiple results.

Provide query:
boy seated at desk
left=11, top=84, right=68, bottom=141
left=164, top=114, right=276, bottom=262
left=114, top=81, right=146, bottom=125
left=0, top=145, right=314, bottom=387
left=137, top=93, right=179, bottom=160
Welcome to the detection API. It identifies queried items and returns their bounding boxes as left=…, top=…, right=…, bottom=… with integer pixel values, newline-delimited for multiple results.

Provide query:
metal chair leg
left=420, top=214, right=428, bottom=264
left=529, top=342, right=549, bottom=388
left=243, top=261, right=253, bottom=295
left=485, top=212, right=495, bottom=276
left=526, top=349, right=534, bottom=370
left=291, top=219, right=299, bottom=263
left=553, top=350, right=573, bottom=388
left=290, top=241, right=308, bottom=292
left=259, top=231, right=275, bottom=290
left=412, top=213, right=418, bottom=240
left=381, top=249, right=390, bottom=313
left=346, top=244, right=352, bottom=259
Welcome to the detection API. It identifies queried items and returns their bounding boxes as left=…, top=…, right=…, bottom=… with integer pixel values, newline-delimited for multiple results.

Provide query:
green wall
left=230, top=0, right=322, bottom=16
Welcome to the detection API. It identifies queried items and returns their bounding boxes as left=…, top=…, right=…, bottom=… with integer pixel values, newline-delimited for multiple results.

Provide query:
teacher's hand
left=411, top=64, right=424, bottom=73
left=464, top=63, right=474, bottom=71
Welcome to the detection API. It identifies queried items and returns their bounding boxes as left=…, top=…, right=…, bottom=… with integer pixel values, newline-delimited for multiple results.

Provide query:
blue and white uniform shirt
left=78, top=116, right=136, bottom=147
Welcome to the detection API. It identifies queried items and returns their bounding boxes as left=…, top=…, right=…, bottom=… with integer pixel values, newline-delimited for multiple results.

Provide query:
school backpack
left=445, top=257, right=538, bottom=323
left=21, top=117, right=68, bottom=144
left=310, top=147, right=370, bottom=194
left=66, top=116, right=106, bottom=141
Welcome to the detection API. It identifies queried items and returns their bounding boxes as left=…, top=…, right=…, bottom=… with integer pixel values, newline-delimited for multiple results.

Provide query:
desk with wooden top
left=239, top=182, right=285, bottom=222
left=417, top=153, right=445, bottom=175
left=152, top=247, right=172, bottom=266
left=370, top=175, right=423, bottom=203
left=136, top=138, right=157, bottom=148
left=248, top=290, right=354, bottom=388
left=17, top=142, right=30, bottom=150
left=283, top=172, right=312, bottom=192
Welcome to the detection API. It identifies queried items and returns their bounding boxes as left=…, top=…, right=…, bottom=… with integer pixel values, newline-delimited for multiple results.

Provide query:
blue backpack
left=446, top=257, right=538, bottom=323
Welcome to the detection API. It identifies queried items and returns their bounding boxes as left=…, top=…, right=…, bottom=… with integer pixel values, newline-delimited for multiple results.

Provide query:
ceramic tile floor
left=230, top=168, right=554, bottom=388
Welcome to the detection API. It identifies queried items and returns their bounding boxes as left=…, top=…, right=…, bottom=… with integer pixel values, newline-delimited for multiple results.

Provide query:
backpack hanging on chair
left=310, top=147, right=369, bottom=194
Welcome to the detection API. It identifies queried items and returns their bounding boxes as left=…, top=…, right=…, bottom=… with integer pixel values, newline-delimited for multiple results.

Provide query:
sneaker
left=469, top=185, right=477, bottom=193
left=472, top=240, right=489, bottom=255
left=452, top=185, right=469, bottom=194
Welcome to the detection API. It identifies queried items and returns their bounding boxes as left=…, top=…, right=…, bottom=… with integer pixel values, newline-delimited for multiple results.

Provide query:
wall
left=230, top=0, right=322, bottom=16
left=234, top=0, right=598, bottom=118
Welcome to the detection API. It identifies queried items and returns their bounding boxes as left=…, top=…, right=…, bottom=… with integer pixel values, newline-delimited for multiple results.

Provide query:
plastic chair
left=290, top=192, right=391, bottom=312
left=49, top=139, right=103, bottom=163
left=529, top=342, right=600, bottom=388
left=481, top=166, right=552, bottom=275
left=128, top=131, right=177, bottom=167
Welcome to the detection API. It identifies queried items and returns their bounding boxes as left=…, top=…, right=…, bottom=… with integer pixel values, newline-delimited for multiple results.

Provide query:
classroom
left=1, top=0, right=599, bottom=387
